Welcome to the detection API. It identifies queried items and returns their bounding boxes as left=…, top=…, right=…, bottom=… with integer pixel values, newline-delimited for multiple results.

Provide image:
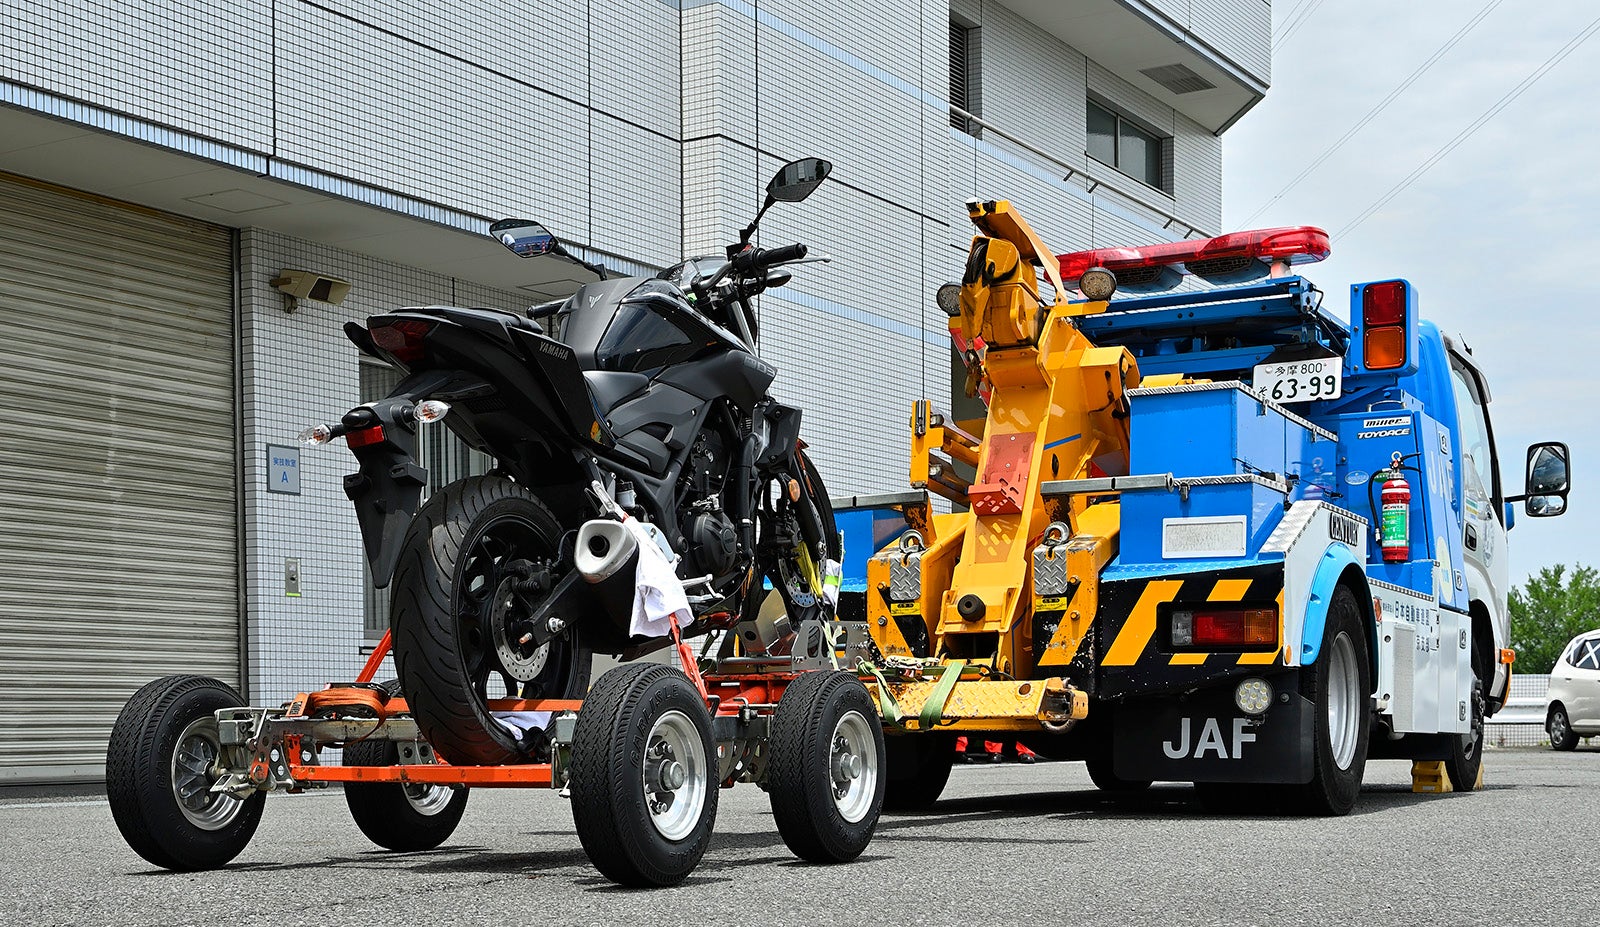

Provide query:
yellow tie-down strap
left=863, top=674, right=1089, bottom=732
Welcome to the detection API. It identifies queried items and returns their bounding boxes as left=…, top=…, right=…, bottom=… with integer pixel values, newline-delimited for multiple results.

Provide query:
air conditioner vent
left=1139, top=64, right=1216, bottom=95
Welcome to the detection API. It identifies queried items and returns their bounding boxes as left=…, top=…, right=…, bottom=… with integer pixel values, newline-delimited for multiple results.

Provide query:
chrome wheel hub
left=642, top=710, right=707, bottom=841
left=829, top=710, right=878, bottom=823
left=171, top=716, right=246, bottom=831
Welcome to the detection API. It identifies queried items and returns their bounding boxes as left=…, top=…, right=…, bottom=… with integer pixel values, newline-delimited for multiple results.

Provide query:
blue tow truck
left=836, top=218, right=1571, bottom=813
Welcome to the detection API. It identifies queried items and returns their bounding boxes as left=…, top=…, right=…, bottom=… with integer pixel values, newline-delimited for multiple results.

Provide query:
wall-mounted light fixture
left=271, top=269, right=352, bottom=313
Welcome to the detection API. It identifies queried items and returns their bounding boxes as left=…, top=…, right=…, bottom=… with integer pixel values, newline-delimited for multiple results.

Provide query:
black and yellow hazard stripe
left=1095, top=563, right=1286, bottom=697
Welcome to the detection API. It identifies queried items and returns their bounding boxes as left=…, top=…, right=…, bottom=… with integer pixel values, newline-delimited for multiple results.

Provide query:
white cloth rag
left=491, top=710, right=553, bottom=738
left=624, top=518, right=691, bottom=639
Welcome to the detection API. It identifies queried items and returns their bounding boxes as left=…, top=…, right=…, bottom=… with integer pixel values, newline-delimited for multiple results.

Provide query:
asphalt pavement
left=3, top=746, right=1594, bottom=927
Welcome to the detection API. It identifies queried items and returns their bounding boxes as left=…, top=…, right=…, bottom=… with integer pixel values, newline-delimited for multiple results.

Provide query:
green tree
left=1509, top=564, right=1600, bottom=674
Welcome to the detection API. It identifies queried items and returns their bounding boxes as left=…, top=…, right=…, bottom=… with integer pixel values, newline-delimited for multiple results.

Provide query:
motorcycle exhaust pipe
left=574, top=520, right=638, bottom=582
left=574, top=519, right=639, bottom=628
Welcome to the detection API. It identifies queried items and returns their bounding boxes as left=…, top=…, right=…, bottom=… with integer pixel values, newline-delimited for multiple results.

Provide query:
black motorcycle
left=304, top=158, right=842, bottom=765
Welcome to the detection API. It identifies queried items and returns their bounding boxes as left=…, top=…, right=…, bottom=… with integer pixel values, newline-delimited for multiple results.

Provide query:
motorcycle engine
left=679, top=430, right=739, bottom=579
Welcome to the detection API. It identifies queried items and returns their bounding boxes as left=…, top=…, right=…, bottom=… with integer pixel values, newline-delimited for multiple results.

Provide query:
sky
left=1221, top=0, right=1600, bottom=586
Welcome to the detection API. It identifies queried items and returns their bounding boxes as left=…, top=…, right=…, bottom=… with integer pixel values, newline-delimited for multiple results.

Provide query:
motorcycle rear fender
left=343, top=369, right=494, bottom=588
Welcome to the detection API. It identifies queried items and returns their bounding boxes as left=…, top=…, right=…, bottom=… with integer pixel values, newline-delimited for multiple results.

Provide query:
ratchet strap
left=858, top=659, right=965, bottom=730
left=303, top=683, right=391, bottom=720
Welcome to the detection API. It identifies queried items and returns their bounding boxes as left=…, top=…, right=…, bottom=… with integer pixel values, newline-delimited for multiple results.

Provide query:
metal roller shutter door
left=0, top=175, right=238, bottom=784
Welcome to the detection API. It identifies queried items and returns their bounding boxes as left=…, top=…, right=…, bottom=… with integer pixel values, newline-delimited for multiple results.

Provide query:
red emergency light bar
left=1058, top=226, right=1331, bottom=295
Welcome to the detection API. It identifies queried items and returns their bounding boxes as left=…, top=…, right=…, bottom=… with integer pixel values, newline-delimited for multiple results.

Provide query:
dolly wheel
left=107, top=675, right=266, bottom=871
left=767, top=671, right=886, bottom=862
left=344, top=681, right=469, bottom=851
left=568, top=664, right=717, bottom=887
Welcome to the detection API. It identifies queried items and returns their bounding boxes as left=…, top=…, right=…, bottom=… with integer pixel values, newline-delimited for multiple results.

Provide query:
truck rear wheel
left=1085, top=750, right=1151, bottom=794
left=882, top=733, right=955, bottom=811
left=1289, top=586, right=1370, bottom=816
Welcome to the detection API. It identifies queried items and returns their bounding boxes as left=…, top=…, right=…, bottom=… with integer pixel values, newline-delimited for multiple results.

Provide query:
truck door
left=1447, top=350, right=1509, bottom=664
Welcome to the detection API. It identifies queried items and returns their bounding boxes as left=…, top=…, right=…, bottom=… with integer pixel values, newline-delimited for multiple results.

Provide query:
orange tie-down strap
left=294, top=684, right=583, bottom=722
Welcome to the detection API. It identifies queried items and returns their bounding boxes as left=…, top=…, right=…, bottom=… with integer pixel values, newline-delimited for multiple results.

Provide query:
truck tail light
left=1361, top=281, right=1408, bottom=370
left=369, top=318, right=435, bottom=364
left=1172, top=607, right=1277, bottom=648
left=1058, top=226, right=1330, bottom=295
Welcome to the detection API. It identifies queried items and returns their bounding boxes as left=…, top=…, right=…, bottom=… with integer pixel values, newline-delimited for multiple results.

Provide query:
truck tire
left=343, top=681, right=470, bottom=851
left=767, top=671, right=885, bottom=863
left=882, top=733, right=955, bottom=811
left=1085, top=750, right=1151, bottom=794
left=107, top=675, right=266, bottom=871
left=1288, top=585, right=1371, bottom=816
left=1444, top=648, right=1488, bottom=790
left=390, top=476, right=591, bottom=766
left=1549, top=705, right=1580, bottom=751
left=568, top=664, right=717, bottom=887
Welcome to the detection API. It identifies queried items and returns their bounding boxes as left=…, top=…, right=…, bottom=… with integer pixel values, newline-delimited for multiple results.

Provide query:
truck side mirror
left=1512, top=441, right=1570, bottom=517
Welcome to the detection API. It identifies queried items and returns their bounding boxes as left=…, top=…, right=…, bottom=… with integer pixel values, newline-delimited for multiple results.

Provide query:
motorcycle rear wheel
left=390, top=476, right=592, bottom=765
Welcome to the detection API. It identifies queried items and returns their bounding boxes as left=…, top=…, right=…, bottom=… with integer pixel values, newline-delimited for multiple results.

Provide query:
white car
left=1547, top=630, right=1600, bottom=750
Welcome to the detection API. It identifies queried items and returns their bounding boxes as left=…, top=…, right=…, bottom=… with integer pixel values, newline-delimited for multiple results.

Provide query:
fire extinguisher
left=1380, top=465, right=1411, bottom=563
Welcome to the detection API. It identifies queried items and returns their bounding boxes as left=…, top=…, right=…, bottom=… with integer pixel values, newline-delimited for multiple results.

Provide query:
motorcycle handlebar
left=730, top=242, right=808, bottom=273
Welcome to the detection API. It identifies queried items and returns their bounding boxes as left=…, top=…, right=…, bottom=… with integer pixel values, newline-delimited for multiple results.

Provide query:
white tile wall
left=2, top=0, right=1265, bottom=696
left=238, top=228, right=527, bottom=702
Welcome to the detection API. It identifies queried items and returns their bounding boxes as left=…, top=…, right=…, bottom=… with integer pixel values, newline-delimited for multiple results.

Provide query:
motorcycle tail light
left=346, top=425, right=386, bottom=448
left=369, top=318, right=435, bottom=363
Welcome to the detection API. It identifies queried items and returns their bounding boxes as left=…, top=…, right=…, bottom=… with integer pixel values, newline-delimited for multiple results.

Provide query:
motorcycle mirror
left=735, top=157, right=833, bottom=252
left=489, top=218, right=560, bottom=258
left=766, top=157, right=832, bottom=204
left=489, top=218, right=608, bottom=280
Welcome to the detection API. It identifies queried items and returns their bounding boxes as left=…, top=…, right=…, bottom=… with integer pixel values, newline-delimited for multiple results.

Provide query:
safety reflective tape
left=1169, top=653, right=1208, bottom=665
left=1103, top=580, right=1184, bottom=666
left=1208, top=578, right=1254, bottom=601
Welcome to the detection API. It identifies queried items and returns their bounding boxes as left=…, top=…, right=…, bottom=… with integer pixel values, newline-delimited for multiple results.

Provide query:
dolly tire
left=882, top=733, right=955, bottom=811
left=107, top=675, right=266, bottom=871
left=344, top=681, right=470, bottom=852
left=1288, top=585, right=1371, bottom=816
left=568, top=664, right=718, bottom=887
left=767, top=671, right=885, bottom=862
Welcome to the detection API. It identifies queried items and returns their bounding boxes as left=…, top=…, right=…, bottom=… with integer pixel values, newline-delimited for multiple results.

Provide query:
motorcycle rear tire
left=390, top=476, right=591, bottom=766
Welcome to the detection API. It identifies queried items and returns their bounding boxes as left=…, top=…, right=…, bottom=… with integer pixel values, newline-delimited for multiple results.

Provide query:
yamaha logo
left=539, top=341, right=570, bottom=360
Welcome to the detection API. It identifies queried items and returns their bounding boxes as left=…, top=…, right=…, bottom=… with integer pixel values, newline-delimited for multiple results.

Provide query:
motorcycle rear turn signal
left=298, top=424, right=334, bottom=446
left=414, top=400, right=451, bottom=424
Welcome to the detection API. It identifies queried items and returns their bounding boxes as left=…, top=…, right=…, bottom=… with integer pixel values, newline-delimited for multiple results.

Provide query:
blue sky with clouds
left=1222, top=0, right=1600, bottom=585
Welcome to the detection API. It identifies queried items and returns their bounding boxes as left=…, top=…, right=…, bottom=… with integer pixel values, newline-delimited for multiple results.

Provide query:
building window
left=1086, top=99, right=1169, bottom=192
left=949, top=20, right=980, bottom=136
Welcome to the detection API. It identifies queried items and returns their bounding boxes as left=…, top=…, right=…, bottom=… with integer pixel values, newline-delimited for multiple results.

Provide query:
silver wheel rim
left=830, top=710, right=878, bottom=824
left=642, top=709, right=707, bottom=841
left=402, top=781, right=456, bottom=815
left=1326, top=632, right=1362, bottom=770
left=171, top=716, right=245, bottom=831
left=1552, top=711, right=1569, bottom=743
